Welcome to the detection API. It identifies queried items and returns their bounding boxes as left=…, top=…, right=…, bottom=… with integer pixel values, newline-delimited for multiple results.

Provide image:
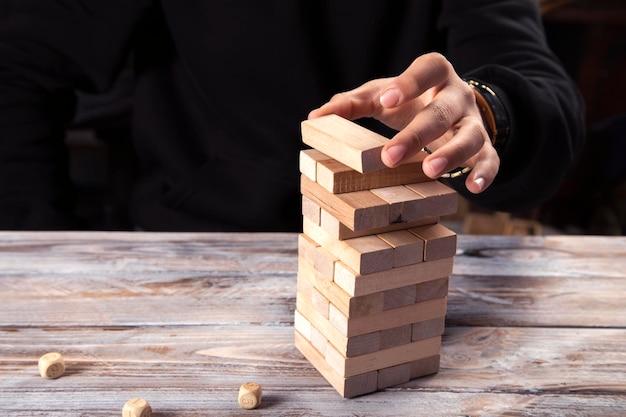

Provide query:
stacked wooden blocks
left=294, top=114, right=458, bottom=398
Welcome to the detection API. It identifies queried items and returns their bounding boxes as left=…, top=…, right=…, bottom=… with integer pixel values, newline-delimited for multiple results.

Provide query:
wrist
left=465, top=79, right=510, bottom=153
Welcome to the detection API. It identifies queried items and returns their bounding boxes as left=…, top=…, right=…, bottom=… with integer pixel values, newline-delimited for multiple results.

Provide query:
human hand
left=308, top=53, right=499, bottom=194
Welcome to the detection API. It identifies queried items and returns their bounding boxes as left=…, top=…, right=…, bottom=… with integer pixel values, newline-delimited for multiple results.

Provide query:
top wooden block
left=301, top=115, right=388, bottom=173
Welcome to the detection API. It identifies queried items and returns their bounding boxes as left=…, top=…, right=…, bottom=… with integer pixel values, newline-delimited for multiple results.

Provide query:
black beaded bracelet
left=466, top=79, right=510, bottom=153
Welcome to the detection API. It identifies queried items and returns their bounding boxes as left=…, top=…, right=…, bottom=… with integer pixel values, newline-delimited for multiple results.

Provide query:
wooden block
left=378, top=363, right=412, bottom=389
left=409, top=355, right=441, bottom=379
left=412, top=317, right=446, bottom=341
left=378, top=230, right=425, bottom=268
left=316, top=156, right=428, bottom=194
left=122, top=398, right=152, bottom=417
left=299, top=149, right=332, bottom=181
left=238, top=382, right=262, bottom=410
left=301, top=114, right=388, bottom=173
left=370, top=185, right=427, bottom=223
left=311, top=286, right=330, bottom=319
left=298, top=233, right=318, bottom=265
left=379, top=325, right=413, bottom=350
left=296, top=294, right=348, bottom=353
left=298, top=257, right=350, bottom=316
left=301, top=195, right=321, bottom=225
left=333, top=256, right=454, bottom=297
left=303, top=217, right=394, bottom=275
left=294, top=330, right=378, bottom=398
left=320, top=208, right=439, bottom=241
left=310, top=325, right=328, bottom=357
left=313, top=245, right=338, bottom=281
left=294, top=309, right=312, bottom=341
left=335, top=297, right=447, bottom=337
left=38, top=352, right=65, bottom=379
left=349, top=292, right=384, bottom=318
left=409, top=223, right=457, bottom=262
left=405, top=181, right=458, bottom=218
left=326, top=335, right=441, bottom=378
left=346, top=332, right=381, bottom=357
left=328, top=303, right=348, bottom=335
left=415, top=277, right=449, bottom=303
left=301, top=175, right=389, bottom=231
left=383, top=285, right=417, bottom=310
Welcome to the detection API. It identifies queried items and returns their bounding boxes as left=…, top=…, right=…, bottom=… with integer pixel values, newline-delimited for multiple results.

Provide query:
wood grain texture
left=1, top=232, right=626, bottom=415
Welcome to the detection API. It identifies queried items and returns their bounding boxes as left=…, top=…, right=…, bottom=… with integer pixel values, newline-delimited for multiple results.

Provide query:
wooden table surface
left=1, top=232, right=625, bottom=416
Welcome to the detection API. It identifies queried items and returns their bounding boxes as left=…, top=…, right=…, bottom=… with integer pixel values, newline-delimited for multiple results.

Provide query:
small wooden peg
left=122, top=398, right=152, bottom=417
left=38, top=352, right=65, bottom=379
left=238, top=381, right=262, bottom=410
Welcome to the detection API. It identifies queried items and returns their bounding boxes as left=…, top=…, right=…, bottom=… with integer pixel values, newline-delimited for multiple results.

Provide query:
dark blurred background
left=66, top=0, right=626, bottom=235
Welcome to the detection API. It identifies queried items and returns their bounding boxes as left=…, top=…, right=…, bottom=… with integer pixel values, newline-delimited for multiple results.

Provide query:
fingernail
left=383, top=145, right=406, bottom=166
left=426, top=157, right=448, bottom=177
left=380, top=89, right=400, bottom=108
left=473, top=177, right=485, bottom=192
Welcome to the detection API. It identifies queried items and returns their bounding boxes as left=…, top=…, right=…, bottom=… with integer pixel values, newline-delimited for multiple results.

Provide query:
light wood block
left=294, top=309, right=312, bottom=341
left=302, top=176, right=390, bottom=231
left=405, top=181, right=458, bottom=218
left=296, top=294, right=348, bottom=353
left=313, top=245, right=338, bottom=281
left=38, top=352, right=65, bottom=379
left=333, top=256, right=454, bottom=297
left=311, top=286, right=330, bottom=319
left=384, top=285, right=418, bottom=310
left=310, top=325, right=328, bottom=357
left=298, top=233, right=318, bottom=265
left=294, top=330, right=378, bottom=398
left=378, top=230, right=425, bottom=268
left=330, top=297, right=447, bottom=337
left=379, top=325, right=413, bottom=350
left=349, top=292, right=385, bottom=318
left=370, top=185, right=427, bottom=223
left=325, top=335, right=441, bottom=378
left=346, top=332, right=382, bottom=357
left=302, top=195, right=321, bottom=225
left=409, top=355, right=441, bottom=379
left=238, top=382, right=262, bottom=410
left=298, top=257, right=350, bottom=316
left=122, top=398, right=152, bottom=417
left=301, top=114, right=388, bottom=173
left=303, top=217, right=394, bottom=275
left=415, top=277, right=449, bottom=303
left=378, top=363, right=412, bottom=389
left=316, top=155, right=428, bottom=194
left=299, top=148, right=332, bottom=181
left=412, top=317, right=446, bottom=341
left=409, top=223, right=457, bottom=262
left=320, top=208, right=439, bottom=241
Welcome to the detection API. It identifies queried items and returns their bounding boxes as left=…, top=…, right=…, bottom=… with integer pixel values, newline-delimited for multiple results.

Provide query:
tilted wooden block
left=122, top=398, right=152, bottom=417
left=314, top=151, right=428, bottom=194
left=301, top=114, right=389, bottom=173
left=238, top=382, right=263, bottom=410
left=38, top=352, right=65, bottom=379
left=333, top=256, right=454, bottom=297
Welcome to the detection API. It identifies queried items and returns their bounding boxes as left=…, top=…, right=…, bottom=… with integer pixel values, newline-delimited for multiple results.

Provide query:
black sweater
left=0, top=0, right=585, bottom=231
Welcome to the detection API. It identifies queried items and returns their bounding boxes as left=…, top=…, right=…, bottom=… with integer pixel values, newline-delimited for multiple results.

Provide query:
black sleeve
left=438, top=0, right=585, bottom=212
left=0, top=1, right=150, bottom=229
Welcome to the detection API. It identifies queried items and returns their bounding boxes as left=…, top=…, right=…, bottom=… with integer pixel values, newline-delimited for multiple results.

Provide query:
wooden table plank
left=1, top=232, right=625, bottom=416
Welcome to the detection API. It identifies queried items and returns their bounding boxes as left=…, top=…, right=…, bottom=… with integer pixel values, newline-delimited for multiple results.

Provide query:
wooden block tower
left=295, top=114, right=458, bottom=398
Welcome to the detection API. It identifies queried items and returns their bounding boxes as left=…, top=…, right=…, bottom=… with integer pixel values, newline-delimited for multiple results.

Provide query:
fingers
left=379, top=53, right=453, bottom=109
left=308, top=78, right=389, bottom=121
